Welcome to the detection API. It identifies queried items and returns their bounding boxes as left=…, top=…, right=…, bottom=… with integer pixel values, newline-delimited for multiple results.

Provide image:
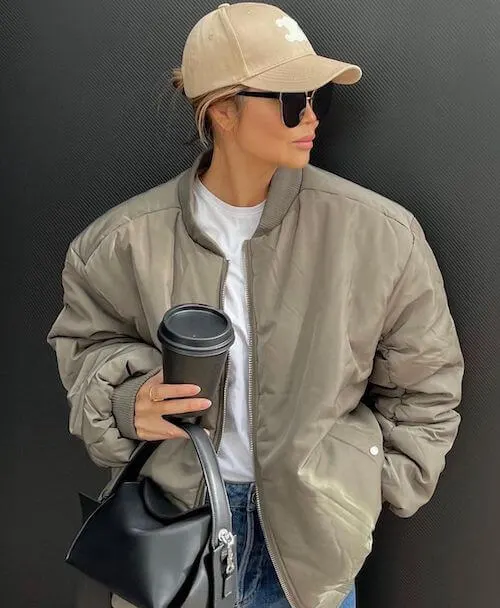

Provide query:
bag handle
left=102, top=420, right=232, bottom=551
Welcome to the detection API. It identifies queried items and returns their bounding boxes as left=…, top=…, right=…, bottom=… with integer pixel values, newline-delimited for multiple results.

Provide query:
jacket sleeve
left=368, top=217, right=464, bottom=518
left=47, top=245, right=162, bottom=468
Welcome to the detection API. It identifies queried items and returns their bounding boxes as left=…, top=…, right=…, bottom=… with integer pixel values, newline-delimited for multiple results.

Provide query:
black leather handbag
left=65, top=421, right=237, bottom=608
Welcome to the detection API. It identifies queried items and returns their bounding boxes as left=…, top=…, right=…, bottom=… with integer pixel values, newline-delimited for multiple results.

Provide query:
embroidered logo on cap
left=276, top=16, right=308, bottom=43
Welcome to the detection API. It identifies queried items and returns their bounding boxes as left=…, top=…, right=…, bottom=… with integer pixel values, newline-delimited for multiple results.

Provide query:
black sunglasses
left=238, top=82, right=333, bottom=128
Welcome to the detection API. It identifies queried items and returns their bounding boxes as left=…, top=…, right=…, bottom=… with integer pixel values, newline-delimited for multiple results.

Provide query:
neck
left=199, top=141, right=277, bottom=207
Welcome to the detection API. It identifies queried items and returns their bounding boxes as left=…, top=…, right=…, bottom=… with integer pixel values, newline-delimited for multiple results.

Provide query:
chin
left=281, top=151, right=312, bottom=169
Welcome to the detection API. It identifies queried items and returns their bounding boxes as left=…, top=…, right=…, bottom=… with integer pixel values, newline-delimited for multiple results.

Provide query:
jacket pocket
left=297, top=402, right=384, bottom=579
left=324, top=402, right=384, bottom=525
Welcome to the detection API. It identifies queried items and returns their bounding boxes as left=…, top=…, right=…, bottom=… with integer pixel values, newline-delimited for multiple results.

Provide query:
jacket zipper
left=244, top=241, right=297, bottom=608
left=215, top=257, right=231, bottom=453
left=194, top=257, right=229, bottom=508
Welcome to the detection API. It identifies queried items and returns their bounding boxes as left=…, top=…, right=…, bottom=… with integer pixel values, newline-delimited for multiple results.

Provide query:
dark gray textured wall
left=1, top=1, right=499, bottom=606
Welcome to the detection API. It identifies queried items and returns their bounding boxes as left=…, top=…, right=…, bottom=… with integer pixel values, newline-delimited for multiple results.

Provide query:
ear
left=208, top=98, right=240, bottom=133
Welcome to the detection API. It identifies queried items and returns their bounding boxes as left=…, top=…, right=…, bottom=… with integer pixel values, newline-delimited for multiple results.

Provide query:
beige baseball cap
left=181, top=2, right=362, bottom=99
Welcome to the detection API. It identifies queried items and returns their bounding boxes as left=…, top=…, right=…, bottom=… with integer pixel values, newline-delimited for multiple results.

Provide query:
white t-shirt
left=192, top=177, right=265, bottom=482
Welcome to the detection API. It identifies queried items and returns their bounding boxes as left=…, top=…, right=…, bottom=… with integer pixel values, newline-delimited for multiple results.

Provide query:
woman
left=48, top=3, right=464, bottom=608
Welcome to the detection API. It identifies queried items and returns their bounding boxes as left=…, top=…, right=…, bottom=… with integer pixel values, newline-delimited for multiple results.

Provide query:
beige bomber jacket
left=48, top=152, right=464, bottom=608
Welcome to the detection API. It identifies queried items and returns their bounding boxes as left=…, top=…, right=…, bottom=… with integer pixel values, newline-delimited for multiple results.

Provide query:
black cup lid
left=158, top=304, right=235, bottom=354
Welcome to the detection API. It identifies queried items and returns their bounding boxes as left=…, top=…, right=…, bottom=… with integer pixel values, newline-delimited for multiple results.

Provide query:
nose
left=299, top=98, right=318, bottom=124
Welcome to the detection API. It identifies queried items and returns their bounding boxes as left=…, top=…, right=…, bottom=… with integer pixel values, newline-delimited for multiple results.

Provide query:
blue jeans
left=224, top=482, right=356, bottom=608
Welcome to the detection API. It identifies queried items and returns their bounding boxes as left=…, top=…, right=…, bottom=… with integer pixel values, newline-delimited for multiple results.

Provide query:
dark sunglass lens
left=281, top=93, right=307, bottom=128
left=311, top=83, right=333, bottom=121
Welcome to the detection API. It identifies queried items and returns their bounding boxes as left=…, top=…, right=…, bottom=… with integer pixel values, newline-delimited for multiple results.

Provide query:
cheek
left=238, top=102, right=290, bottom=158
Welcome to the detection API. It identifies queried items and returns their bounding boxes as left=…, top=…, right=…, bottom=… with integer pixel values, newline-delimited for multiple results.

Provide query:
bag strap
left=102, top=420, right=232, bottom=550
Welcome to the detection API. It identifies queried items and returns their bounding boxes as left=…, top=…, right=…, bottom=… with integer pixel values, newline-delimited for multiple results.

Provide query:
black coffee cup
left=157, top=304, right=235, bottom=415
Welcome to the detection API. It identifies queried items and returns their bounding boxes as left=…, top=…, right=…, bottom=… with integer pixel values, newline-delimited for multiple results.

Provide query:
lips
left=293, top=135, right=316, bottom=143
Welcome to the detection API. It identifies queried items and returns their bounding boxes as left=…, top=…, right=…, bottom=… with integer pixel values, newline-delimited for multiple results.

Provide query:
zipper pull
left=218, top=527, right=237, bottom=599
left=218, top=527, right=236, bottom=575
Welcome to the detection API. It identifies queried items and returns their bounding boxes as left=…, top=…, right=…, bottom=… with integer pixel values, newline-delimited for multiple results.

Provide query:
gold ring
left=149, top=387, right=161, bottom=402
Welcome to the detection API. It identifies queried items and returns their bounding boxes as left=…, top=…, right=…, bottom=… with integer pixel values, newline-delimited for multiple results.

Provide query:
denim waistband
left=224, top=481, right=256, bottom=509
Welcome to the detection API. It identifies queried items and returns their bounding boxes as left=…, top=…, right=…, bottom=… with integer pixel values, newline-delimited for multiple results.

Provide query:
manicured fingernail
left=202, top=400, right=212, bottom=408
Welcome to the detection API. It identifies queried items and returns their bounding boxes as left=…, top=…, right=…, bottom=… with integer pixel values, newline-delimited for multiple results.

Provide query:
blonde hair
left=171, top=68, right=246, bottom=148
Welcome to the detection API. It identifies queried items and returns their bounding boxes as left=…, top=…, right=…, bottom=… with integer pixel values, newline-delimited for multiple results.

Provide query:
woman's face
left=212, top=89, right=320, bottom=169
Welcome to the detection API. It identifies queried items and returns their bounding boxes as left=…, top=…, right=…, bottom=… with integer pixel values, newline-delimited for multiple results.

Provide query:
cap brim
left=241, top=54, right=362, bottom=92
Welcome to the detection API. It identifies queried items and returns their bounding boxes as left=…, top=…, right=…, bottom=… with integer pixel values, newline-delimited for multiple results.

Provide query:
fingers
left=149, top=383, right=201, bottom=402
left=138, top=424, right=211, bottom=441
left=138, top=421, right=190, bottom=441
left=134, top=375, right=211, bottom=442
left=136, top=405, right=211, bottom=440
left=158, top=397, right=211, bottom=416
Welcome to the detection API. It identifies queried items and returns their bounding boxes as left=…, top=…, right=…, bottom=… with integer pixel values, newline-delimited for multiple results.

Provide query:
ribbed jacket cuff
left=112, top=367, right=161, bottom=440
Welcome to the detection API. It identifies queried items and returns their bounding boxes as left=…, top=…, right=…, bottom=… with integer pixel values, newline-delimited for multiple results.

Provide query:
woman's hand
left=134, top=371, right=211, bottom=440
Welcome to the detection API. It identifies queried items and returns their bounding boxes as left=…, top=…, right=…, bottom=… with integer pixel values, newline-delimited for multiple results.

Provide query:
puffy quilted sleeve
left=368, top=217, right=464, bottom=517
left=47, top=245, right=161, bottom=468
